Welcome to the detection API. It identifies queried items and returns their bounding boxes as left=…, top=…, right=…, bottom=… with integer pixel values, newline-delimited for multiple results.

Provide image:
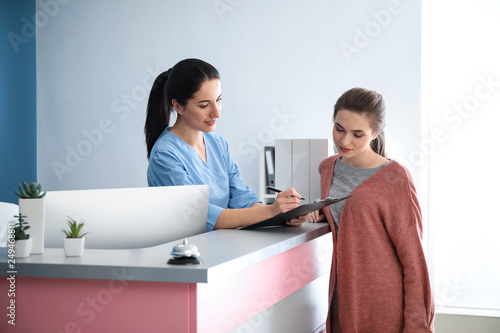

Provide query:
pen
left=266, top=186, right=305, bottom=200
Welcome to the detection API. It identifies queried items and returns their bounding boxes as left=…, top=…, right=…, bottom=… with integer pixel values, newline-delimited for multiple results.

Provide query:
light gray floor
left=435, top=314, right=500, bottom=333
left=229, top=289, right=500, bottom=333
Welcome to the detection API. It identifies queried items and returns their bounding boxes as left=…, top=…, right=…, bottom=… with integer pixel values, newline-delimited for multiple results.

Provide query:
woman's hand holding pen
left=270, top=187, right=303, bottom=215
left=269, top=187, right=309, bottom=227
left=267, top=187, right=325, bottom=226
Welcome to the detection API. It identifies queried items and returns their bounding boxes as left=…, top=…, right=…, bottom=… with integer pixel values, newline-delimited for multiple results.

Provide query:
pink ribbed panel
left=0, top=276, right=197, bottom=333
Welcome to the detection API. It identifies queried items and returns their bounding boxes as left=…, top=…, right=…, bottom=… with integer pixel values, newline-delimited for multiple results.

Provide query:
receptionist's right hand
left=271, top=187, right=302, bottom=215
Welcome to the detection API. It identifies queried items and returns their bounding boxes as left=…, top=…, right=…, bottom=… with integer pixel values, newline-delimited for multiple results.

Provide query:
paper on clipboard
left=240, top=195, right=352, bottom=230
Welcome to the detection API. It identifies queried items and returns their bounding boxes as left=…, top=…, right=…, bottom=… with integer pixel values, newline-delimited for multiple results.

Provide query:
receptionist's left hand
left=286, top=214, right=310, bottom=227
left=308, top=210, right=325, bottom=223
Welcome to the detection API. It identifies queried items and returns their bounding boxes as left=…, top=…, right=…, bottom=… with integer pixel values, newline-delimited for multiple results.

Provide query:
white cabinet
left=275, top=139, right=334, bottom=204
left=259, top=140, right=334, bottom=205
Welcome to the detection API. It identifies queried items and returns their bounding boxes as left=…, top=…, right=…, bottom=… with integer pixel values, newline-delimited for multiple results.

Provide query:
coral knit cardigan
left=319, top=155, right=435, bottom=333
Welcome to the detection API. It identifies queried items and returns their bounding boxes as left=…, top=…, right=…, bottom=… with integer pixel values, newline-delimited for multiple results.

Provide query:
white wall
left=36, top=0, right=421, bottom=195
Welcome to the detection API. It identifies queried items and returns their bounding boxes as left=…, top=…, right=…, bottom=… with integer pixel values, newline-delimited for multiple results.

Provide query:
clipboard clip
left=315, top=196, right=352, bottom=203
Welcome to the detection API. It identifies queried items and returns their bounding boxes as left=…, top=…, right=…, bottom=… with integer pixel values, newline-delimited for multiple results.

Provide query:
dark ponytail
left=144, top=58, right=220, bottom=159
left=333, top=87, right=387, bottom=158
left=144, top=70, right=171, bottom=159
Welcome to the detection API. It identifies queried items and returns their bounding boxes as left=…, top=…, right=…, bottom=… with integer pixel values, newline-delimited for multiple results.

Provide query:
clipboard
left=240, top=195, right=352, bottom=230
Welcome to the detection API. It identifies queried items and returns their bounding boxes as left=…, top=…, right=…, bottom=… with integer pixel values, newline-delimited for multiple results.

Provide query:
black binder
left=240, top=195, right=352, bottom=230
left=264, top=146, right=275, bottom=193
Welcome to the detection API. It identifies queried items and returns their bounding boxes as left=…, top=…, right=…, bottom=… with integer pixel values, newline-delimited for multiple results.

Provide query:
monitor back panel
left=44, top=185, right=209, bottom=249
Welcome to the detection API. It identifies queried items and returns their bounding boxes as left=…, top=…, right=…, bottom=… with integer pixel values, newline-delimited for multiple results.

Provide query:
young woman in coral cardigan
left=314, top=88, right=435, bottom=332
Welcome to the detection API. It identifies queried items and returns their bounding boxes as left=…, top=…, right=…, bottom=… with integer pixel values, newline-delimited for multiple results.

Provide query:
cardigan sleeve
left=385, top=168, right=435, bottom=332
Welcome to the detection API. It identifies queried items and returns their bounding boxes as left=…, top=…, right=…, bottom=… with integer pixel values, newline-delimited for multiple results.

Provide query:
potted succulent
left=61, top=216, right=88, bottom=257
left=15, top=181, right=46, bottom=254
left=13, top=213, right=32, bottom=258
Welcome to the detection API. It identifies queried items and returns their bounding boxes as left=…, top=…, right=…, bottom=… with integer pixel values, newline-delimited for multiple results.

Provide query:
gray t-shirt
left=329, top=158, right=391, bottom=234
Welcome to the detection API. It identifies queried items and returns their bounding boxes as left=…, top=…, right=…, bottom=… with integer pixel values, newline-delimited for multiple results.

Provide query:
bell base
left=167, top=256, right=202, bottom=265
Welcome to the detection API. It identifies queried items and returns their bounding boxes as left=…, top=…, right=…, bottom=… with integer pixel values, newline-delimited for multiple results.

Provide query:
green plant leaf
left=20, top=187, right=29, bottom=198
left=13, top=212, right=30, bottom=240
left=62, top=216, right=88, bottom=238
left=15, top=181, right=46, bottom=198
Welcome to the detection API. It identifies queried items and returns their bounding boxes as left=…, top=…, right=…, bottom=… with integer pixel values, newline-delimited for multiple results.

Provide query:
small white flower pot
left=19, top=197, right=45, bottom=254
left=15, top=238, right=33, bottom=258
left=64, top=237, right=85, bottom=257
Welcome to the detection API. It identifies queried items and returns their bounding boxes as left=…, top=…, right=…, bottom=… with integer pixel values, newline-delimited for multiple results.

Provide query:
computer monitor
left=44, top=185, right=209, bottom=249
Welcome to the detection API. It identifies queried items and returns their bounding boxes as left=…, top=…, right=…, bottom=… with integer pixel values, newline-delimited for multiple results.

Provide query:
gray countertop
left=0, top=222, right=331, bottom=283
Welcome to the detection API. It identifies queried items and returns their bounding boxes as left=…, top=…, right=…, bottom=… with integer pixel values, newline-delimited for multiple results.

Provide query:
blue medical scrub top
left=147, top=128, right=260, bottom=231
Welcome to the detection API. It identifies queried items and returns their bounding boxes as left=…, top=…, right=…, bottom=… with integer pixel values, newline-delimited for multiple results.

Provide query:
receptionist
left=144, top=58, right=310, bottom=231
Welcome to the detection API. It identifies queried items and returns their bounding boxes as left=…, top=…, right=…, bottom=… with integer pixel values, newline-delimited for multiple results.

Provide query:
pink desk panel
left=1, top=236, right=331, bottom=333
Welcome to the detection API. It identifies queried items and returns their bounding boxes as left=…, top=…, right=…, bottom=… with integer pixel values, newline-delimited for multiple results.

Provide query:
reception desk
left=0, top=222, right=332, bottom=333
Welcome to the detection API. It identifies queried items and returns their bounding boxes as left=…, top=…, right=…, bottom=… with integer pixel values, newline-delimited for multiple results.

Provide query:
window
left=424, top=0, right=500, bottom=317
